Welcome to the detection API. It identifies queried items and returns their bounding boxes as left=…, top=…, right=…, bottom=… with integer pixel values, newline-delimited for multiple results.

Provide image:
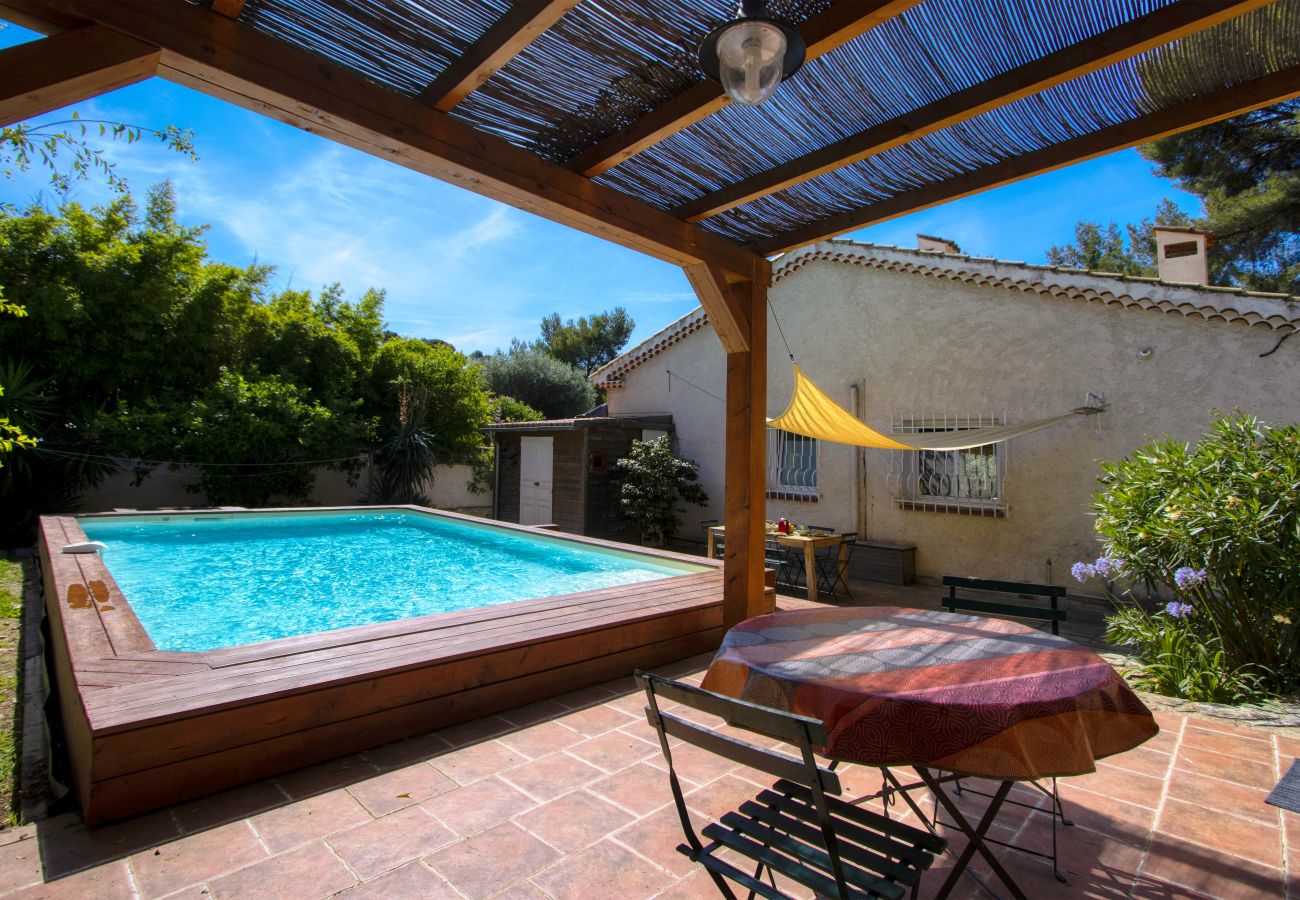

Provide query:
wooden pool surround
left=39, top=507, right=745, bottom=825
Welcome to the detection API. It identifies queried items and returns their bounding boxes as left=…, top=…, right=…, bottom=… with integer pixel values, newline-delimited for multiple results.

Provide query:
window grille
left=766, top=427, right=817, bottom=500
left=888, top=414, right=1008, bottom=516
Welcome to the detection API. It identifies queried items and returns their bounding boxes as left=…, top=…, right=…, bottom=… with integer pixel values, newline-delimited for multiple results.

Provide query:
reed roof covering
left=215, top=0, right=1298, bottom=255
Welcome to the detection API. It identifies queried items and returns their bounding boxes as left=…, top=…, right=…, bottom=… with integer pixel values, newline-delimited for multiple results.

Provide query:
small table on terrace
left=706, top=525, right=844, bottom=603
left=701, top=605, right=1159, bottom=898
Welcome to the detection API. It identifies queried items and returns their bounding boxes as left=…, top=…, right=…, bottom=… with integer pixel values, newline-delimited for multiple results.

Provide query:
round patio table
left=701, top=605, right=1157, bottom=778
left=700, top=606, right=1159, bottom=899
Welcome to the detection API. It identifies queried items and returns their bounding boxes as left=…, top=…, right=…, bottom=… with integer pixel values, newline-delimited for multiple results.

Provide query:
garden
left=1076, top=414, right=1299, bottom=704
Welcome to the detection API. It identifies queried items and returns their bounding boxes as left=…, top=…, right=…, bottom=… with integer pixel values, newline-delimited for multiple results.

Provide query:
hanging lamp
left=698, top=0, right=806, bottom=106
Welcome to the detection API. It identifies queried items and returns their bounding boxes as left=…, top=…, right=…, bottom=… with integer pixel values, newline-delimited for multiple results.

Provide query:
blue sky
left=0, top=21, right=1200, bottom=354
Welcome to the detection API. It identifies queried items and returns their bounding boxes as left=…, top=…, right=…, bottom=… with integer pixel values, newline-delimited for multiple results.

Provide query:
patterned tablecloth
left=701, top=606, right=1158, bottom=779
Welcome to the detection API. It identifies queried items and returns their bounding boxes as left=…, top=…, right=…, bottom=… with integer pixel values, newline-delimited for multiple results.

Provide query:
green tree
left=480, top=348, right=596, bottom=419
left=1046, top=199, right=1193, bottom=275
left=367, top=338, right=491, bottom=459
left=612, top=436, right=708, bottom=545
left=537, top=307, right=635, bottom=376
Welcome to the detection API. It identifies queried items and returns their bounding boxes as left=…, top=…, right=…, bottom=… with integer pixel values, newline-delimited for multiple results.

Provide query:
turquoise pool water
left=79, top=510, right=706, bottom=652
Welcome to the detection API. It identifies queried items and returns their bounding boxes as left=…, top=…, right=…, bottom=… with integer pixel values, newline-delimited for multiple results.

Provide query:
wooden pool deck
left=38, top=510, right=734, bottom=824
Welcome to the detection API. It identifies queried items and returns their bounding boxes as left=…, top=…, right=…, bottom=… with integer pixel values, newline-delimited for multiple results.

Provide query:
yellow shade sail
left=767, top=364, right=1095, bottom=451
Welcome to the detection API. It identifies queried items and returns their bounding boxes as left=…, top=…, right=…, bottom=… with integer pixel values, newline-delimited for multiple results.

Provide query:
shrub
left=1083, top=415, right=1300, bottom=696
left=480, top=349, right=595, bottom=420
left=612, top=437, right=707, bottom=545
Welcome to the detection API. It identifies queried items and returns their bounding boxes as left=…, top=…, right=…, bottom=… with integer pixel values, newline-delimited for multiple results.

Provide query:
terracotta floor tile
left=129, top=821, right=267, bottom=899
left=430, top=739, right=528, bottom=785
left=1055, top=785, right=1156, bottom=848
left=590, top=761, right=679, bottom=816
left=328, top=805, right=457, bottom=879
left=1273, top=735, right=1300, bottom=760
left=208, top=840, right=356, bottom=900
left=32, top=810, right=181, bottom=881
left=346, top=762, right=457, bottom=816
left=1166, top=769, right=1277, bottom=825
left=437, top=715, right=515, bottom=749
left=515, top=790, right=633, bottom=853
left=1100, top=747, right=1172, bottom=780
left=499, top=752, right=605, bottom=801
left=566, top=730, right=658, bottom=774
left=611, top=804, right=708, bottom=878
left=1176, top=745, right=1276, bottom=790
left=1140, top=729, right=1180, bottom=754
left=651, top=867, right=727, bottom=900
left=1182, top=717, right=1259, bottom=738
left=171, top=779, right=289, bottom=833
left=360, top=731, right=452, bottom=771
left=1180, top=725, right=1275, bottom=761
left=1128, top=873, right=1215, bottom=899
left=683, top=774, right=766, bottom=822
left=1140, top=832, right=1285, bottom=899
left=275, top=754, right=378, bottom=800
left=496, top=720, right=585, bottom=759
left=335, top=860, right=462, bottom=899
left=4, top=860, right=135, bottom=900
left=425, top=823, right=560, bottom=899
left=421, top=776, right=538, bottom=836
left=0, top=832, right=42, bottom=893
left=644, top=739, right=739, bottom=785
left=530, top=838, right=667, bottom=900
left=1155, top=798, right=1282, bottom=868
left=1068, top=764, right=1164, bottom=808
left=555, top=703, right=638, bottom=738
left=551, top=685, right=618, bottom=709
left=490, top=880, right=551, bottom=899
left=499, top=699, right=571, bottom=727
left=251, top=789, right=372, bottom=854
left=1151, top=710, right=1186, bottom=733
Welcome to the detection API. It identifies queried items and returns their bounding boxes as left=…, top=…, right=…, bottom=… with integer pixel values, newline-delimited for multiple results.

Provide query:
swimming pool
left=80, top=509, right=706, bottom=651
left=41, top=506, right=729, bottom=823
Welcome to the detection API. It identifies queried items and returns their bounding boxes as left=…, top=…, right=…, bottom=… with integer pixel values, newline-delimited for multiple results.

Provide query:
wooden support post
left=721, top=278, right=770, bottom=627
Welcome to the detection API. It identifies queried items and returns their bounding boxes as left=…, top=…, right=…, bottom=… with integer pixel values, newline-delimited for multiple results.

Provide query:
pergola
left=5, top=0, right=1298, bottom=628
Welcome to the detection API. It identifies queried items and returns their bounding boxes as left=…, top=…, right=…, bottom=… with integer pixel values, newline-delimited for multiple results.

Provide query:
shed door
left=519, top=436, right=554, bottom=526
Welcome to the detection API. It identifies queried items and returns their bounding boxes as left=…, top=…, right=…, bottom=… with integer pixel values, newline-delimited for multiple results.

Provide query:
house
left=484, top=412, right=673, bottom=539
left=592, top=235, right=1300, bottom=586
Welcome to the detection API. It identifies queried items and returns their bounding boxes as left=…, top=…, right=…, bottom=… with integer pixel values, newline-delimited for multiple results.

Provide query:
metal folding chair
left=636, top=670, right=945, bottom=899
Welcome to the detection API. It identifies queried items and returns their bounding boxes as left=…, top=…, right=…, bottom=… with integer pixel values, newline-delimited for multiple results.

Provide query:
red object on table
left=701, top=606, right=1157, bottom=779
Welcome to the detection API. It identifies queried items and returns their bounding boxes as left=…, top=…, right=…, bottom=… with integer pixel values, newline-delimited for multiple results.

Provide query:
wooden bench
left=941, top=575, right=1067, bottom=635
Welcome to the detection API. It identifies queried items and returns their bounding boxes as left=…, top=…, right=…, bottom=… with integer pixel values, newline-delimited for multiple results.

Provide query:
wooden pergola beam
left=0, top=25, right=159, bottom=127
left=6, top=0, right=767, bottom=282
left=417, top=0, right=581, bottom=112
left=210, top=0, right=245, bottom=19
left=684, top=262, right=750, bottom=354
left=674, top=0, right=1275, bottom=222
left=750, top=62, right=1300, bottom=256
left=564, top=0, right=920, bottom=178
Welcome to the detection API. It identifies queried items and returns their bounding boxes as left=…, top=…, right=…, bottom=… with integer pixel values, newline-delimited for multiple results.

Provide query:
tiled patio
left=1, top=637, right=1295, bottom=900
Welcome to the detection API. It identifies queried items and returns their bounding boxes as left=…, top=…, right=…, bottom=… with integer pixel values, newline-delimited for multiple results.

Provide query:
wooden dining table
left=706, top=525, right=844, bottom=603
left=701, top=605, right=1159, bottom=899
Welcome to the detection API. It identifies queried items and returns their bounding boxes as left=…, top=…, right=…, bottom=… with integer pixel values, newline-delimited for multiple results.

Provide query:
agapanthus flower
left=1165, top=601, right=1194, bottom=619
left=1071, top=561, right=1096, bottom=583
left=1093, top=556, right=1123, bottom=579
left=1173, top=567, right=1207, bottom=591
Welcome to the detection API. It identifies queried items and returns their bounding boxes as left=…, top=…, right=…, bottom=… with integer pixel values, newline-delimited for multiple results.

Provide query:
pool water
left=79, top=510, right=707, bottom=652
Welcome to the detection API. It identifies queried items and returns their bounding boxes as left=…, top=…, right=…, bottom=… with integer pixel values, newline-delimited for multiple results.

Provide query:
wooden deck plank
left=86, top=626, right=722, bottom=821
left=89, top=604, right=722, bottom=778
left=89, top=582, right=721, bottom=723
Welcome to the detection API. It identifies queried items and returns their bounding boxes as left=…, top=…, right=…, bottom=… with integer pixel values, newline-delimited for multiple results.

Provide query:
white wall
left=80, top=461, right=489, bottom=515
left=606, top=248, right=1300, bottom=583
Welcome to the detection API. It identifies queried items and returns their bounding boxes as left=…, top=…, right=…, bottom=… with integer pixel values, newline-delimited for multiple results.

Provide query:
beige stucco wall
left=606, top=247, right=1300, bottom=584
left=81, top=462, right=488, bottom=515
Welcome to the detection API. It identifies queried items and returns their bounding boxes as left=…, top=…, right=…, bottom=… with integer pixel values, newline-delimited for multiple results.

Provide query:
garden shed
left=485, top=413, right=674, bottom=540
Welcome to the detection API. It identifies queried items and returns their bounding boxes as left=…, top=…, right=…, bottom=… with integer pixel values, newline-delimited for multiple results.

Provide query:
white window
left=766, top=428, right=817, bottom=499
left=890, top=415, right=1006, bottom=515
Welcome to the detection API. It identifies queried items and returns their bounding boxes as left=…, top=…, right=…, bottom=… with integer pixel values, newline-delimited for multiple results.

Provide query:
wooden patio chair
left=635, top=670, right=945, bottom=899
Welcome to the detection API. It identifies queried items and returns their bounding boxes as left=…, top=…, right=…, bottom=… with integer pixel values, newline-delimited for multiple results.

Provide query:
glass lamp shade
left=716, top=19, right=787, bottom=106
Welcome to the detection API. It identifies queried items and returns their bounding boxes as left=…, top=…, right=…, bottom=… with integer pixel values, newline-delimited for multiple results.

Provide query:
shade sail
left=767, top=364, right=1094, bottom=451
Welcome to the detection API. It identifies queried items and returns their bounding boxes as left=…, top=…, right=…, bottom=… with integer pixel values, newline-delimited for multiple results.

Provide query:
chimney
left=1153, top=227, right=1211, bottom=285
left=917, top=234, right=961, bottom=255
